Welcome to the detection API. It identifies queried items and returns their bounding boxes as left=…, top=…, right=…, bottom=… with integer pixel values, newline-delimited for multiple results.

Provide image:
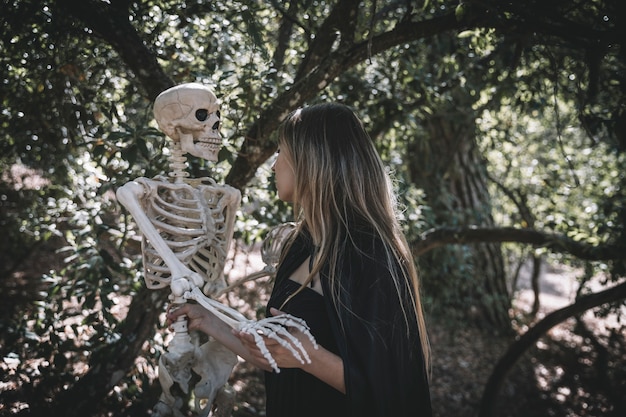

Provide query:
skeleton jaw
left=180, top=133, right=222, bottom=162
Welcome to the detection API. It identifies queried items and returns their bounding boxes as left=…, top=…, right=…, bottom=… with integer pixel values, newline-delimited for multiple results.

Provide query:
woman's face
left=272, top=147, right=296, bottom=203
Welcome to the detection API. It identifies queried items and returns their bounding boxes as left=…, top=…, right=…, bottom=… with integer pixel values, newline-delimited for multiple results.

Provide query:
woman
left=168, top=103, right=432, bottom=417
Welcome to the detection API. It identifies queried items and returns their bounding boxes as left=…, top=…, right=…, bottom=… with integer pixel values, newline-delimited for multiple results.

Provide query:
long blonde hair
left=278, top=103, right=429, bottom=368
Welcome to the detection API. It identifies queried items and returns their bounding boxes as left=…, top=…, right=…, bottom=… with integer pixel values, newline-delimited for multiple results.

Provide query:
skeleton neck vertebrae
left=168, top=140, right=190, bottom=181
left=115, top=83, right=316, bottom=417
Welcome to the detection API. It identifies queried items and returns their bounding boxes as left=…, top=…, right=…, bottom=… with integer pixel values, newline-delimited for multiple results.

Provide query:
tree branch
left=478, top=280, right=626, bottom=417
left=492, top=4, right=619, bottom=48
left=226, top=0, right=621, bottom=189
left=226, top=12, right=462, bottom=189
left=57, top=0, right=173, bottom=99
left=412, top=226, right=624, bottom=262
left=295, top=0, right=361, bottom=79
left=269, top=1, right=300, bottom=75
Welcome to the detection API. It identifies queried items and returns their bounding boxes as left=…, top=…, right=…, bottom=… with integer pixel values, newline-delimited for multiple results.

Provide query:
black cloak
left=265, top=227, right=432, bottom=417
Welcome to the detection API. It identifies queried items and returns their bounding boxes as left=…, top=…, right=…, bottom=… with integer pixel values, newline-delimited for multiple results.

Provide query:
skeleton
left=115, top=84, right=316, bottom=417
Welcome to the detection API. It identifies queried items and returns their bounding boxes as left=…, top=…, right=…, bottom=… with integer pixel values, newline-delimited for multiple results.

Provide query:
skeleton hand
left=234, top=308, right=318, bottom=373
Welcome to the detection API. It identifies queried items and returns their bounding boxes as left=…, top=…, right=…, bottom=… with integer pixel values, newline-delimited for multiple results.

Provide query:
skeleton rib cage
left=137, top=176, right=234, bottom=295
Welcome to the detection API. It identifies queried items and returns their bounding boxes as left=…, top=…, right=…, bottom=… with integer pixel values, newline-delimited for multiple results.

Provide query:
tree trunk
left=409, top=105, right=510, bottom=331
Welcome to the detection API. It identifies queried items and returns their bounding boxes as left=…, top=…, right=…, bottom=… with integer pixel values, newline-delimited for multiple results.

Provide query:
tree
left=1, top=0, right=624, bottom=416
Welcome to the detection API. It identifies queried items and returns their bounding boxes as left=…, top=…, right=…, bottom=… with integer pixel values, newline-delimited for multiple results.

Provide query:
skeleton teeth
left=195, top=138, right=222, bottom=149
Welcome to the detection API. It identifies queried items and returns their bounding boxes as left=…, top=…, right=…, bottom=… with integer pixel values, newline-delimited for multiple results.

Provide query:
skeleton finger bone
left=248, top=329, right=279, bottom=372
left=253, top=316, right=318, bottom=356
left=253, top=319, right=315, bottom=363
left=239, top=319, right=317, bottom=372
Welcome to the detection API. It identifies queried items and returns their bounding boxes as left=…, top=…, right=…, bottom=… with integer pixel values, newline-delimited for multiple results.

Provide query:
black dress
left=265, top=232, right=348, bottom=417
left=264, top=228, right=432, bottom=417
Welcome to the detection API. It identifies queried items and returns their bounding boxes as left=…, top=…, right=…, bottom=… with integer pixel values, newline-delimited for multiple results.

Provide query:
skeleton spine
left=168, top=141, right=190, bottom=181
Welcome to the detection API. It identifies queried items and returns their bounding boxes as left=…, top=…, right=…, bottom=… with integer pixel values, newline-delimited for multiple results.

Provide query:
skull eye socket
left=196, top=109, right=209, bottom=121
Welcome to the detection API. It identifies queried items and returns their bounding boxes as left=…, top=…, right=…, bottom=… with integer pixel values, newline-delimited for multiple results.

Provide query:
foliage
left=0, top=0, right=624, bottom=416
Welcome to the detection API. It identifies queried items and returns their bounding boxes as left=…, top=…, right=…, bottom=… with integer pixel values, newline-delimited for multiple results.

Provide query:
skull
left=153, top=83, right=223, bottom=162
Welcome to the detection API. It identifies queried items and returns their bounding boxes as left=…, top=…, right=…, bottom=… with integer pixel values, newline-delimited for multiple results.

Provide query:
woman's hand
left=166, top=303, right=271, bottom=370
left=166, top=303, right=218, bottom=336
left=235, top=308, right=346, bottom=392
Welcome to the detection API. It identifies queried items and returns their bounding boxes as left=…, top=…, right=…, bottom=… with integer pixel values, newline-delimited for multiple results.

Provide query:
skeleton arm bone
left=116, top=180, right=204, bottom=297
left=215, top=223, right=295, bottom=297
left=214, top=267, right=274, bottom=298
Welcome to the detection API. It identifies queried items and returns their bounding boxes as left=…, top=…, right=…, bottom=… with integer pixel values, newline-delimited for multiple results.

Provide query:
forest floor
left=1, top=241, right=625, bottom=417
